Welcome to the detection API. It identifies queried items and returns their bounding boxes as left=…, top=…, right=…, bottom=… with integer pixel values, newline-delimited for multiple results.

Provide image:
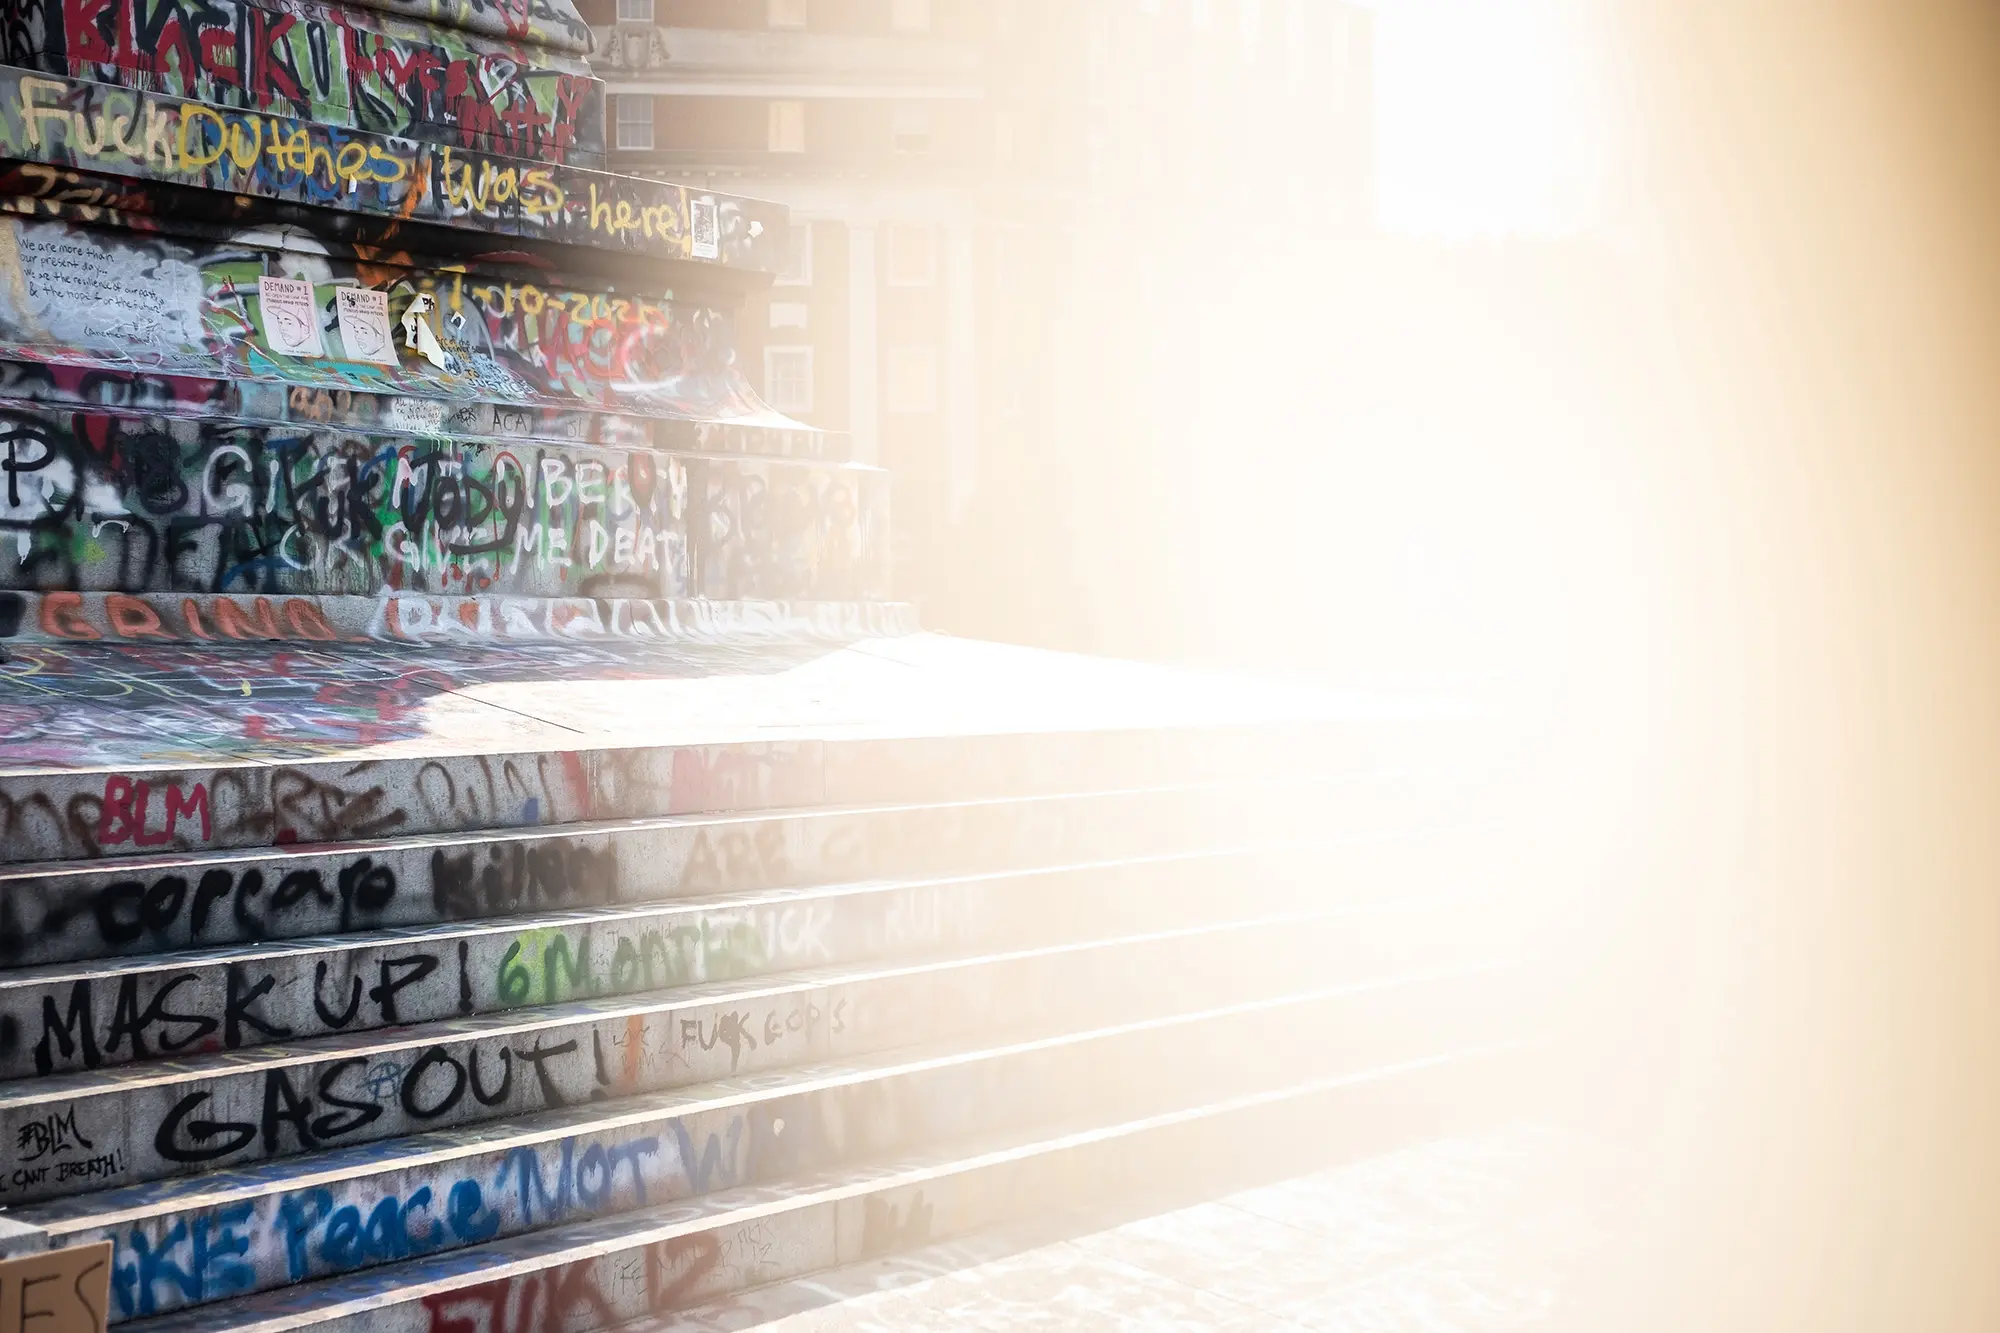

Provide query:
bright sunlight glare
left=1371, top=0, right=1619, bottom=239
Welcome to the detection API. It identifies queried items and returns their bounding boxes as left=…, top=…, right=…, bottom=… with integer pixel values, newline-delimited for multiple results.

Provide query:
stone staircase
left=0, top=731, right=1527, bottom=1331
left=0, top=0, right=1535, bottom=1326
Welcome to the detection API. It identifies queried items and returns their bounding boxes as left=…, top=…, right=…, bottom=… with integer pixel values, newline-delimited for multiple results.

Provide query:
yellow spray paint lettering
left=520, top=167, right=562, bottom=217
left=17, top=77, right=72, bottom=151
left=142, top=104, right=174, bottom=169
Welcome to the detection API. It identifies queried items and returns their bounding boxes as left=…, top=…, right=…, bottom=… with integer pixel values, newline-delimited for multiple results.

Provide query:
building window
left=614, top=95, right=653, bottom=150
left=886, top=223, right=935, bottom=286
left=768, top=0, right=807, bottom=29
left=891, top=0, right=930, bottom=32
left=775, top=222, right=813, bottom=285
left=768, top=100, right=806, bottom=153
left=615, top=0, right=652, bottom=20
left=887, top=347, right=938, bottom=414
left=892, top=105, right=932, bottom=155
left=769, top=302, right=809, bottom=329
left=765, top=347, right=814, bottom=413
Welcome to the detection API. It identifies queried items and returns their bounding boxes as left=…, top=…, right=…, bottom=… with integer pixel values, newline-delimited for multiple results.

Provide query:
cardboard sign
left=334, top=287, right=397, bottom=365
left=0, top=1243, right=111, bottom=1333
left=258, top=276, right=324, bottom=358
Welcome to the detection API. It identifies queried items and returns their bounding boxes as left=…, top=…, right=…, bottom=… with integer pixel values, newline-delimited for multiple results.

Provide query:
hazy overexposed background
left=945, top=3, right=2000, bottom=1329
left=1373, top=0, right=1625, bottom=240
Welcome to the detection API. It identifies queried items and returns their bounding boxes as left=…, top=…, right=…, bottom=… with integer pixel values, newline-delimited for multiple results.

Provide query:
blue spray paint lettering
left=672, top=1115, right=745, bottom=1193
left=110, top=1201, right=256, bottom=1318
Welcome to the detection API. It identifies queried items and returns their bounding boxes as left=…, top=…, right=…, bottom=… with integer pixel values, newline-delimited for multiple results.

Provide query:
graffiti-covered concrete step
left=0, top=780, right=1397, bottom=964
left=0, top=842, right=1375, bottom=1077
left=0, top=687, right=1407, bottom=863
left=0, top=908, right=1474, bottom=1205
left=14, top=969, right=1517, bottom=1322
left=109, top=1037, right=1532, bottom=1333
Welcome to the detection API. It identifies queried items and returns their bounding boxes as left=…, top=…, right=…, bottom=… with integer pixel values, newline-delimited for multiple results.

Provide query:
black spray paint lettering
left=0, top=854, right=399, bottom=964
left=430, top=840, right=617, bottom=919
left=154, top=1059, right=386, bottom=1164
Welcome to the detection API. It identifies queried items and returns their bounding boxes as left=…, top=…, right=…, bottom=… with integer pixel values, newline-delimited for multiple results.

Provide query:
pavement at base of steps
left=0, top=631, right=1478, bottom=771
left=662, top=1118, right=1617, bottom=1332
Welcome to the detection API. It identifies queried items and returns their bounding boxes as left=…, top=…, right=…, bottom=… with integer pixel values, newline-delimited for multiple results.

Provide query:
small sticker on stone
left=335, top=287, right=398, bottom=365
left=690, top=196, right=719, bottom=260
left=258, top=276, right=323, bottom=358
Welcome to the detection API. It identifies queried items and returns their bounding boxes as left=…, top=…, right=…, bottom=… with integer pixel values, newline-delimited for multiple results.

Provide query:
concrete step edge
left=0, top=775, right=1367, bottom=883
left=0, top=908, right=1381, bottom=1109
left=0, top=723, right=1431, bottom=869
left=0, top=838, right=1368, bottom=985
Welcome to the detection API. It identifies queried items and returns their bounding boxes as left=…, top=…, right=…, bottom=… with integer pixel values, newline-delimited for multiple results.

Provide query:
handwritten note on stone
left=387, top=396, right=446, bottom=435
left=0, top=1242, right=111, bottom=1333
left=334, top=287, right=397, bottom=365
left=258, top=276, right=324, bottom=358
left=6, top=222, right=203, bottom=349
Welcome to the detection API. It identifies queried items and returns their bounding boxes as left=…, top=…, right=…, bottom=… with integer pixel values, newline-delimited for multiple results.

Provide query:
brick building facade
left=579, top=0, right=1371, bottom=618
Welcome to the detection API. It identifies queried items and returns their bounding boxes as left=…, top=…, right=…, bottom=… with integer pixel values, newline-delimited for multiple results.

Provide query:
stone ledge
left=0, top=593, right=920, bottom=646
left=0, top=68, right=784, bottom=269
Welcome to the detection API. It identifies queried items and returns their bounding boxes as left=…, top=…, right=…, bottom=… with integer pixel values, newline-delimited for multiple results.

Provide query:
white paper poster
left=334, top=286, right=397, bottom=365
left=399, top=293, right=452, bottom=371
left=258, top=276, right=324, bottom=358
left=690, top=196, right=719, bottom=260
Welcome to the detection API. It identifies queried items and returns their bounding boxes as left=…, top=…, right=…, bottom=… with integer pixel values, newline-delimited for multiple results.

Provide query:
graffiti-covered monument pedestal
left=0, top=3, right=1524, bottom=1327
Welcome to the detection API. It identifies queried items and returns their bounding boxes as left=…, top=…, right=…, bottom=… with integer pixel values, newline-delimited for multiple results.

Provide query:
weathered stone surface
left=6, top=0, right=606, bottom=164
